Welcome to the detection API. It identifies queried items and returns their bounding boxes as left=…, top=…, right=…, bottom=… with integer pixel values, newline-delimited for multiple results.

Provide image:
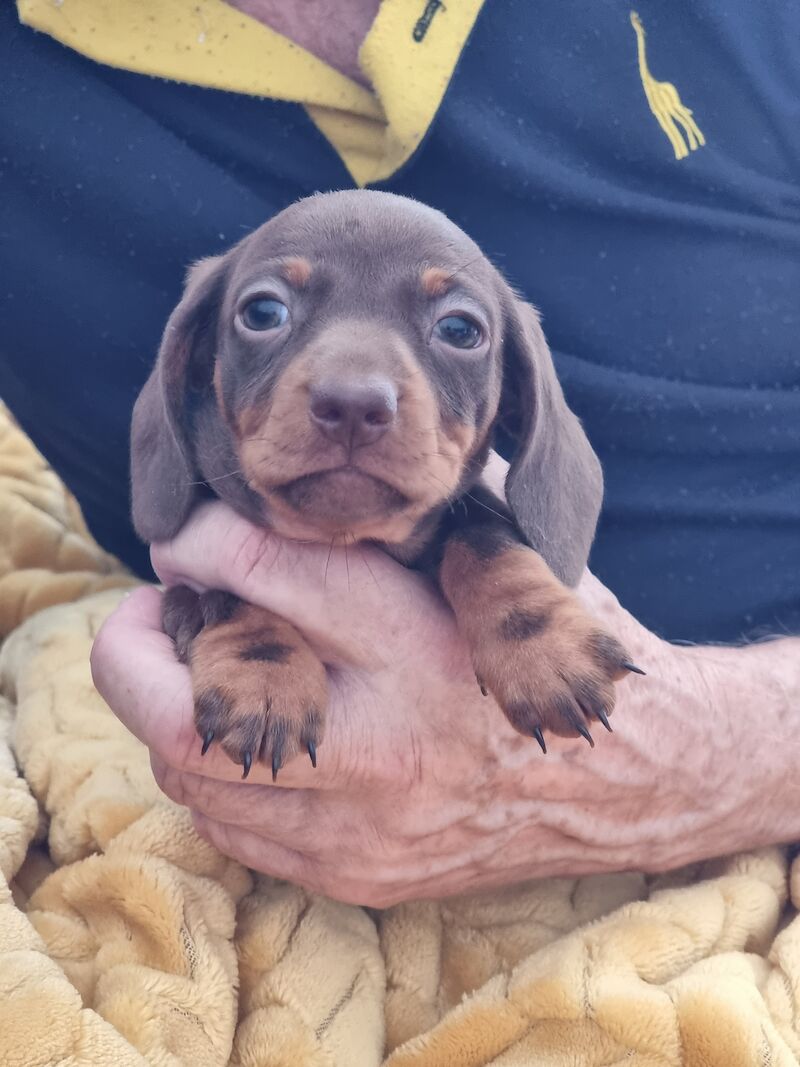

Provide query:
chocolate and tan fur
left=131, top=191, right=640, bottom=779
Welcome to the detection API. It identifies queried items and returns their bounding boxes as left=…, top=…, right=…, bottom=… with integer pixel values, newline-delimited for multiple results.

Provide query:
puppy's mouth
left=275, top=466, right=409, bottom=525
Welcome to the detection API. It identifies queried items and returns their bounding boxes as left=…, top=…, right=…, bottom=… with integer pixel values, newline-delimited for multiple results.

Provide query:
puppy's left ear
left=497, top=295, right=602, bottom=588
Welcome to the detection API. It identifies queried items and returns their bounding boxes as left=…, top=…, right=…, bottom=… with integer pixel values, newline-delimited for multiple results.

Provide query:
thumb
left=91, top=586, right=197, bottom=763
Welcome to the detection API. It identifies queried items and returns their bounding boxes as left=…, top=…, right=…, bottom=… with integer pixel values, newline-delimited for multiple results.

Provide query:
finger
left=171, top=765, right=478, bottom=901
left=190, top=811, right=396, bottom=907
left=190, top=810, right=322, bottom=888
left=150, top=502, right=451, bottom=666
left=190, top=811, right=475, bottom=908
left=151, top=753, right=325, bottom=842
left=91, top=587, right=197, bottom=758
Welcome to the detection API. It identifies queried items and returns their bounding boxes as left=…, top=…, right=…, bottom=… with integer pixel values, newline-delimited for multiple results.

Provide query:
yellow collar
left=17, top=0, right=485, bottom=185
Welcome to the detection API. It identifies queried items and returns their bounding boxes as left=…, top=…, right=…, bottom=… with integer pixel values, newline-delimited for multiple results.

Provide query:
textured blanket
left=1, top=401, right=799, bottom=1066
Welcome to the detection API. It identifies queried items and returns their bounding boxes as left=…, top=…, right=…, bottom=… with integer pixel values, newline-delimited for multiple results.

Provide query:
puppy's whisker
left=442, top=254, right=488, bottom=285
left=464, top=492, right=513, bottom=524
left=416, top=472, right=459, bottom=516
left=324, top=536, right=335, bottom=590
left=416, top=465, right=454, bottom=493
left=184, top=468, right=244, bottom=487
left=421, top=469, right=457, bottom=498
left=417, top=450, right=454, bottom=462
left=204, top=467, right=246, bottom=484
left=356, top=544, right=382, bottom=592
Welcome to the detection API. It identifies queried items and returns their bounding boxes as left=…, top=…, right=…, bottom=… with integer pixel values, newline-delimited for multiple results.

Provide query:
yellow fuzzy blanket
left=1, top=401, right=799, bottom=1067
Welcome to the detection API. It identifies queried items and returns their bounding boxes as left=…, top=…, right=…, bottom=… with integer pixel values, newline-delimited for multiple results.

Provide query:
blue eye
left=434, top=315, right=482, bottom=349
left=241, top=298, right=289, bottom=331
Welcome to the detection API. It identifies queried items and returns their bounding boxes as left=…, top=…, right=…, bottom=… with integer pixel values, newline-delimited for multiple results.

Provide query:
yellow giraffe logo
left=630, top=11, right=705, bottom=160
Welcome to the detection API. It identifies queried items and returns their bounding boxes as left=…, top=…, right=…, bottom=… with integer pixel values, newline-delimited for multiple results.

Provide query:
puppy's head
left=131, top=190, right=601, bottom=584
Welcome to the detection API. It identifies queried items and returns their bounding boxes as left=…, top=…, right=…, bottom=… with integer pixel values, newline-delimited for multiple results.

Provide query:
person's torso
left=2, top=0, right=798, bottom=641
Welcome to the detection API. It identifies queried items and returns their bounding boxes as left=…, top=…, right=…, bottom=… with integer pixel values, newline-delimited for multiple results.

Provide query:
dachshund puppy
left=131, top=190, right=640, bottom=779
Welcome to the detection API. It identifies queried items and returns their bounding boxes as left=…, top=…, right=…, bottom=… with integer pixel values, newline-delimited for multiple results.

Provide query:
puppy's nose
left=309, top=378, right=398, bottom=448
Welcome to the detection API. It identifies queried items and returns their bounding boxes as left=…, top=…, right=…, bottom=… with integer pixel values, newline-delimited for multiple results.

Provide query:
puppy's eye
left=241, top=298, right=289, bottom=331
left=434, top=315, right=483, bottom=349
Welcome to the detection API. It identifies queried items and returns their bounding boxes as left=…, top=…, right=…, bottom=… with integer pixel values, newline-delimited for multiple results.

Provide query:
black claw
left=307, top=740, right=317, bottom=768
left=241, top=750, right=252, bottom=779
left=577, top=698, right=612, bottom=735
left=622, top=661, right=646, bottom=676
left=532, top=726, right=547, bottom=754
left=595, top=706, right=613, bottom=733
left=476, top=676, right=488, bottom=697
left=201, top=729, right=215, bottom=756
left=576, top=721, right=595, bottom=748
left=272, top=750, right=282, bottom=782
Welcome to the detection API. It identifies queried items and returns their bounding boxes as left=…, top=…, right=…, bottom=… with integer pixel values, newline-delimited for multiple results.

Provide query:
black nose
left=309, top=378, right=398, bottom=448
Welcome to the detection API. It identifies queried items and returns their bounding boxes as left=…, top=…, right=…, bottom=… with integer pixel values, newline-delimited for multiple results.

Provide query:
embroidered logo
left=413, top=0, right=445, bottom=43
left=630, top=11, right=705, bottom=160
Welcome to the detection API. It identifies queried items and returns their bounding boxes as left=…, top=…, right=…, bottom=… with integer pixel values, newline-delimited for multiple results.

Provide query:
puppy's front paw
left=187, top=603, right=327, bottom=779
left=474, top=597, right=641, bottom=752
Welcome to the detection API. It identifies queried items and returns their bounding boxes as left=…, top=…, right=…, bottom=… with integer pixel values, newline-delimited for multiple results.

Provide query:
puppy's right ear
left=131, top=255, right=226, bottom=543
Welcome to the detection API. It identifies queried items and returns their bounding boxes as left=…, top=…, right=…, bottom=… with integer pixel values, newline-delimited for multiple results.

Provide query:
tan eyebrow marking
left=280, top=257, right=312, bottom=288
left=421, top=266, right=454, bottom=298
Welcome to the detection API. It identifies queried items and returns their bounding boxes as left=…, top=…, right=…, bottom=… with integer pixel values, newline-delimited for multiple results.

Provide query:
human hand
left=91, top=501, right=800, bottom=906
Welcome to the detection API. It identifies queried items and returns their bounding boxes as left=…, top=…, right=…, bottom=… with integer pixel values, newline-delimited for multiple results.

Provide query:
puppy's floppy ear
left=131, top=255, right=226, bottom=543
left=497, top=294, right=603, bottom=588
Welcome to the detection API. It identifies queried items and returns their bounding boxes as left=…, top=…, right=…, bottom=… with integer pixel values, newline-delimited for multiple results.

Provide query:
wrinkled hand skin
left=91, top=503, right=800, bottom=907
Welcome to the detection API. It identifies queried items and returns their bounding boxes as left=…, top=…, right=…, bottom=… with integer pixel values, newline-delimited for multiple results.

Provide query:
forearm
left=674, top=633, right=800, bottom=849
left=643, top=631, right=800, bottom=865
